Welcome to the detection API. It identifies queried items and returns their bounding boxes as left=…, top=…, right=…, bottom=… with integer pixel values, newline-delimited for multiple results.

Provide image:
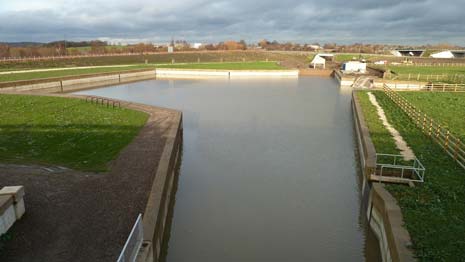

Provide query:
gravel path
left=367, top=92, right=415, bottom=160
left=0, top=99, right=179, bottom=262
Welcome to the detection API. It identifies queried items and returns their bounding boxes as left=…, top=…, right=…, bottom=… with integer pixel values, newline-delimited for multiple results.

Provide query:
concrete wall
left=0, top=70, right=156, bottom=94
left=367, top=185, right=416, bottom=262
left=352, top=91, right=416, bottom=262
left=137, top=112, right=183, bottom=262
left=334, top=70, right=357, bottom=86
left=154, top=68, right=299, bottom=79
left=0, top=69, right=300, bottom=93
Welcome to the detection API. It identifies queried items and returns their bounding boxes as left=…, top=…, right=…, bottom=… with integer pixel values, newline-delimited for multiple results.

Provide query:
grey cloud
left=0, top=0, right=464, bottom=44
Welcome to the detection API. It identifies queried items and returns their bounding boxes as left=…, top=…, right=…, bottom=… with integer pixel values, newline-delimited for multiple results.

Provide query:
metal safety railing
left=383, top=84, right=465, bottom=170
left=85, top=96, right=121, bottom=108
left=375, top=154, right=426, bottom=183
left=117, top=214, right=144, bottom=262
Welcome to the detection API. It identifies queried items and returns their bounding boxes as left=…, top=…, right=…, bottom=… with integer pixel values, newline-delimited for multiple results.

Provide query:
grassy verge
left=156, top=61, right=284, bottom=70
left=388, top=65, right=465, bottom=75
left=334, top=53, right=382, bottom=62
left=356, top=91, right=465, bottom=261
left=0, top=65, right=155, bottom=82
left=400, top=92, right=465, bottom=141
left=0, top=94, right=148, bottom=171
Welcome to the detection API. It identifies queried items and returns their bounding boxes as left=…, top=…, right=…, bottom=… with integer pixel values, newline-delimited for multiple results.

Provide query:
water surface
left=77, top=77, right=380, bottom=262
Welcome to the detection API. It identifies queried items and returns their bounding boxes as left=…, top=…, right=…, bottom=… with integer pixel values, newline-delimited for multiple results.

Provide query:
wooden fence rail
left=382, top=84, right=465, bottom=170
left=385, top=73, right=465, bottom=83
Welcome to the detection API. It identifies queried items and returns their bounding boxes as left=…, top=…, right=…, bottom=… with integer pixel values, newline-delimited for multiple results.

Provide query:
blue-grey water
left=76, top=77, right=380, bottom=262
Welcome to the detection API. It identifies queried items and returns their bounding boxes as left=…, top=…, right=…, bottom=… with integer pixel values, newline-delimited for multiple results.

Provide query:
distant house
left=190, top=43, right=203, bottom=49
left=391, top=49, right=425, bottom=57
left=430, top=50, right=465, bottom=59
left=310, top=54, right=334, bottom=69
left=341, top=61, right=366, bottom=73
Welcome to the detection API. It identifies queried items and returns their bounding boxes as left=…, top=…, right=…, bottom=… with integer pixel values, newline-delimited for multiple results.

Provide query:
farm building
left=341, top=61, right=366, bottom=73
left=430, top=50, right=465, bottom=59
left=391, top=49, right=425, bottom=57
left=310, top=54, right=334, bottom=69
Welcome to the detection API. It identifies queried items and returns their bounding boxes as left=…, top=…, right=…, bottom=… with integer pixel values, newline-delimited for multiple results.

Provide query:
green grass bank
left=0, top=94, right=148, bottom=171
left=356, top=91, right=465, bottom=261
left=0, top=51, right=307, bottom=71
left=0, top=65, right=155, bottom=82
left=388, top=65, right=465, bottom=75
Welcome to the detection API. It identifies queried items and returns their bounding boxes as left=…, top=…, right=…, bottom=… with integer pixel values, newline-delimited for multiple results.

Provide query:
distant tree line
left=0, top=40, right=463, bottom=58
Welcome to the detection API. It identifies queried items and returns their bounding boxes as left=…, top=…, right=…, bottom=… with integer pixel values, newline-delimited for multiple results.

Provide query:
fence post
left=422, top=114, right=427, bottom=131
left=445, top=131, right=450, bottom=148
left=428, top=119, right=433, bottom=136
left=436, top=125, right=441, bottom=138
left=455, top=138, right=460, bottom=160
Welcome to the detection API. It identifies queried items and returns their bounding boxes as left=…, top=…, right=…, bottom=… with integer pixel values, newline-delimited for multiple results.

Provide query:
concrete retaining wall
left=0, top=69, right=300, bottom=93
left=334, top=70, right=357, bottom=86
left=154, top=68, right=299, bottom=79
left=136, top=112, right=183, bottom=262
left=352, top=91, right=416, bottom=262
left=373, top=80, right=426, bottom=90
left=367, top=184, right=415, bottom=262
left=0, top=70, right=156, bottom=93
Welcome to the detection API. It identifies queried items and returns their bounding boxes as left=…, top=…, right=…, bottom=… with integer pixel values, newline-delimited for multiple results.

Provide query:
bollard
left=0, top=186, right=25, bottom=220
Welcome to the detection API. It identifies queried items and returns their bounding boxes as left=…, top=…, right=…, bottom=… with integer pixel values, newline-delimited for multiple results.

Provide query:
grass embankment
left=0, top=61, right=284, bottom=82
left=334, top=53, right=382, bottom=62
left=389, top=65, right=465, bottom=75
left=0, top=65, right=155, bottom=82
left=0, top=51, right=308, bottom=71
left=357, top=91, right=465, bottom=261
left=156, top=61, right=283, bottom=70
left=0, top=94, right=148, bottom=171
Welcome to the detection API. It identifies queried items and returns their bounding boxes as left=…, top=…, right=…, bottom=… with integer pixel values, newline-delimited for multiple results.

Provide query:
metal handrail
left=117, top=214, right=143, bottom=262
left=375, top=153, right=426, bottom=183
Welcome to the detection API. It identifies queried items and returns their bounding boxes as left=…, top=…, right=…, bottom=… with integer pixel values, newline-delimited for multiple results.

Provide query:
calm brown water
left=76, top=77, right=380, bottom=262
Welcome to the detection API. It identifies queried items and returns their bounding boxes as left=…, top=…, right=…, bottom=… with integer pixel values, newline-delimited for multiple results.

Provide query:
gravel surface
left=0, top=101, right=178, bottom=262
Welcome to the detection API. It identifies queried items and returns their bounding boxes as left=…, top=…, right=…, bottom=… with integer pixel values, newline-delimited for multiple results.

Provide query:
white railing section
left=375, top=154, right=426, bottom=183
left=117, top=214, right=143, bottom=262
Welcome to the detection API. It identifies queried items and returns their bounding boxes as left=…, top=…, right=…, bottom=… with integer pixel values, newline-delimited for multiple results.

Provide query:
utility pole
left=64, top=34, right=67, bottom=56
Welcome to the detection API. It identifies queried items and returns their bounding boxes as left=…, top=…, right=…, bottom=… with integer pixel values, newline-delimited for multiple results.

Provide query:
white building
left=431, top=50, right=465, bottom=59
left=310, top=54, right=334, bottom=69
left=190, top=43, right=203, bottom=49
left=391, top=49, right=425, bottom=57
left=341, top=61, right=367, bottom=73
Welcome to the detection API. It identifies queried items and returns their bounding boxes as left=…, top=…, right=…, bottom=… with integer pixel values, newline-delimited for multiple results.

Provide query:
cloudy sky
left=0, top=0, right=463, bottom=44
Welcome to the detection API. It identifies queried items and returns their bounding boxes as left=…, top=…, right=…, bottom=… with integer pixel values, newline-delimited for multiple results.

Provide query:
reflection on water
left=76, top=77, right=380, bottom=262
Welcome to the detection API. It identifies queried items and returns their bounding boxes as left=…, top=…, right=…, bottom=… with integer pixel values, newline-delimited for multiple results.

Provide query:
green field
left=334, top=53, right=382, bottom=62
left=157, top=61, right=283, bottom=70
left=0, top=94, right=148, bottom=171
left=66, top=45, right=126, bottom=53
left=0, top=65, right=155, bottom=82
left=0, top=51, right=307, bottom=71
left=400, top=92, right=465, bottom=140
left=357, top=91, right=465, bottom=261
left=389, top=65, right=465, bottom=75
